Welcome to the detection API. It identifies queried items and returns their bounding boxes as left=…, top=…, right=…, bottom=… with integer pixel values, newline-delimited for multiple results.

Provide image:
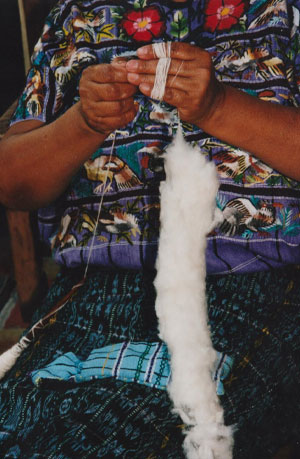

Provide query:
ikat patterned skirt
left=0, top=266, right=299, bottom=458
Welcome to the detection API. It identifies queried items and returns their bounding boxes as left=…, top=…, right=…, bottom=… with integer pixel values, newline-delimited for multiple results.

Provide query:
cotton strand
left=151, top=42, right=171, bottom=101
left=0, top=337, right=30, bottom=379
left=154, top=124, right=233, bottom=459
left=0, top=280, right=84, bottom=380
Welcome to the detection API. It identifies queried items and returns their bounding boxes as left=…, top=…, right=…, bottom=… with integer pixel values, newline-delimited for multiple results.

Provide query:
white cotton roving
left=0, top=337, right=30, bottom=379
left=154, top=124, right=233, bottom=459
left=0, top=280, right=84, bottom=381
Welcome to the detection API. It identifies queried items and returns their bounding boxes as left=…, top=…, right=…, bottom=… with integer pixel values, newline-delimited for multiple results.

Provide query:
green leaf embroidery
left=229, top=17, right=247, bottom=34
left=100, top=48, right=115, bottom=64
left=283, top=226, right=300, bottom=236
left=170, top=10, right=188, bottom=39
left=133, top=0, right=147, bottom=10
left=266, top=175, right=282, bottom=186
left=126, top=197, right=142, bottom=215
left=111, top=6, right=126, bottom=22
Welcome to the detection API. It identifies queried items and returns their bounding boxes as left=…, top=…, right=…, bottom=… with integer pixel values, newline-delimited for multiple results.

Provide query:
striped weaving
left=31, top=341, right=233, bottom=395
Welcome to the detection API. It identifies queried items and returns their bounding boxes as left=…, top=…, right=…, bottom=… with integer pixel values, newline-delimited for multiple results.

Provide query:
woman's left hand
left=126, top=42, right=224, bottom=127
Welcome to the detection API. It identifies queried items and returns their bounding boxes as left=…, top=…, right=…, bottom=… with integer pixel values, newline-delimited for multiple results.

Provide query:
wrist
left=75, top=102, right=111, bottom=139
left=195, top=80, right=226, bottom=132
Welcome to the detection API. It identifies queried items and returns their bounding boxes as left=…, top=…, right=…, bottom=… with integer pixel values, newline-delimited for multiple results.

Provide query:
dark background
left=0, top=0, right=24, bottom=116
left=0, top=0, right=55, bottom=116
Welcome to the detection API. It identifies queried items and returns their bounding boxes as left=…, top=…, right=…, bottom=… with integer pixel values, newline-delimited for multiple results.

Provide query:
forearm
left=199, top=83, right=300, bottom=180
left=0, top=102, right=106, bottom=210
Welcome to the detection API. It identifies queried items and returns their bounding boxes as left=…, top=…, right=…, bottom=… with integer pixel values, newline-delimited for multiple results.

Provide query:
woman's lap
left=0, top=270, right=184, bottom=458
left=0, top=378, right=185, bottom=458
left=0, top=266, right=300, bottom=457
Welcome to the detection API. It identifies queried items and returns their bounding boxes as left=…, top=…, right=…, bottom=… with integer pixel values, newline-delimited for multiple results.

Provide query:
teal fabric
left=31, top=341, right=233, bottom=395
left=31, top=341, right=172, bottom=390
left=1, top=267, right=300, bottom=458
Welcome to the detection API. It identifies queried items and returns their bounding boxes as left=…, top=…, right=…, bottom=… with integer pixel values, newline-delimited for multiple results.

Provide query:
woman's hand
left=79, top=59, right=138, bottom=135
left=0, top=59, right=139, bottom=210
left=126, top=42, right=224, bottom=127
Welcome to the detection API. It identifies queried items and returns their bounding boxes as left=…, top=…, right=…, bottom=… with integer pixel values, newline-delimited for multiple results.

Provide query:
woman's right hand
left=78, top=59, right=138, bottom=135
left=0, top=60, right=138, bottom=210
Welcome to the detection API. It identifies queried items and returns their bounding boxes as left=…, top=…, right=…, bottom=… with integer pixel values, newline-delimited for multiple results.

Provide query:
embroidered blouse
left=11, top=0, right=300, bottom=274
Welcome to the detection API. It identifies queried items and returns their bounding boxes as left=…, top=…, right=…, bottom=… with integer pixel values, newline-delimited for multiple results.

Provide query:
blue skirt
left=0, top=266, right=299, bottom=458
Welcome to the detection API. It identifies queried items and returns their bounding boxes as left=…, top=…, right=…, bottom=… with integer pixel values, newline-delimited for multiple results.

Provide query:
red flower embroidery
left=204, top=0, right=247, bottom=32
left=120, top=6, right=166, bottom=42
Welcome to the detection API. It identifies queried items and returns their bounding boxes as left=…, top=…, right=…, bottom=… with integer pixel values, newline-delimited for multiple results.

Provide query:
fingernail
left=140, top=83, right=151, bottom=92
left=112, top=60, right=126, bottom=67
left=126, top=60, right=139, bottom=70
left=137, top=46, right=148, bottom=56
left=127, top=73, right=139, bottom=83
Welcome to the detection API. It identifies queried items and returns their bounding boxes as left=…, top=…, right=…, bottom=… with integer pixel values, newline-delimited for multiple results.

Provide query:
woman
left=0, top=0, right=300, bottom=457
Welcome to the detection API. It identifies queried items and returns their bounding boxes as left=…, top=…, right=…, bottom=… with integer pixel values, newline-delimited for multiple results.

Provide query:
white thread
left=83, top=132, right=119, bottom=279
left=170, top=60, right=184, bottom=88
left=0, top=279, right=84, bottom=380
left=151, top=42, right=172, bottom=101
left=0, top=343, right=26, bottom=379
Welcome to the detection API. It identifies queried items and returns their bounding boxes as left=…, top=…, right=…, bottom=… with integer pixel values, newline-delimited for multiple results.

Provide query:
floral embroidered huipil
left=11, top=0, right=300, bottom=274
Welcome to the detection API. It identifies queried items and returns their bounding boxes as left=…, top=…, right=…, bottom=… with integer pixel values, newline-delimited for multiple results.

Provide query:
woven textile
left=10, top=0, right=300, bottom=274
left=31, top=341, right=172, bottom=390
left=0, top=267, right=300, bottom=457
left=30, top=341, right=233, bottom=395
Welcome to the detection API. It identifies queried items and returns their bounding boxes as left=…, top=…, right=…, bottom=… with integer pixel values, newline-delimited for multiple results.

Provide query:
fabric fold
left=31, top=341, right=233, bottom=395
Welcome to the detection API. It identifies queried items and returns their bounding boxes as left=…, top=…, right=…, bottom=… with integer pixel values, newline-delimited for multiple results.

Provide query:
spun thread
left=151, top=42, right=172, bottom=101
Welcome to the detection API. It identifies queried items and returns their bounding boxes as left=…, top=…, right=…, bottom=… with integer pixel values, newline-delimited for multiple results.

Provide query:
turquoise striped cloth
left=31, top=341, right=233, bottom=395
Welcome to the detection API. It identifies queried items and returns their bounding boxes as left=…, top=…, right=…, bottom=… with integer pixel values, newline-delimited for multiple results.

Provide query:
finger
left=138, top=80, right=187, bottom=108
left=82, top=80, right=137, bottom=102
left=96, top=82, right=137, bottom=101
left=128, top=73, right=188, bottom=92
left=137, top=42, right=209, bottom=62
left=141, top=83, right=189, bottom=111
left=91, top=106, right=138, bottom=132
left=126, top=58, right=194, bottom=77
left=87, top=97, right=136, bottom=117
left=82, top=63, right=129, bottom=84
left=163, top=86, right=190, bottom=108
left=138, top=81, right=188, bottom=110
left=111, top=57, right=128, bottom=66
